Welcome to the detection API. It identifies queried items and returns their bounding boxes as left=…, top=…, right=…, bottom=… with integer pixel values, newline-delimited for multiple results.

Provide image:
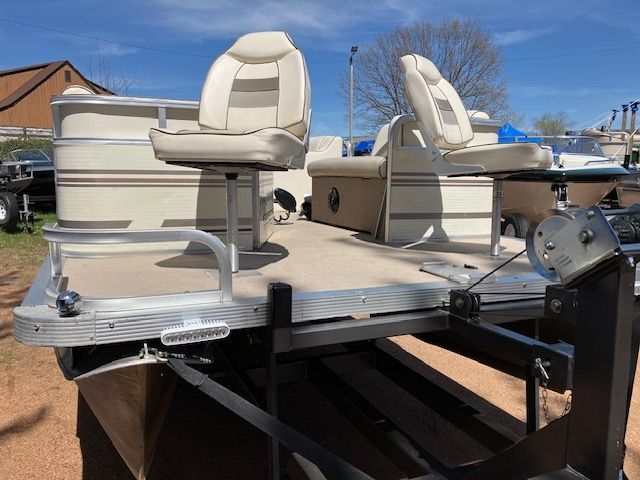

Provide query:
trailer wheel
left=502, top=213, right=529, bottom=238
left=0, top=191, right=19, bottom=230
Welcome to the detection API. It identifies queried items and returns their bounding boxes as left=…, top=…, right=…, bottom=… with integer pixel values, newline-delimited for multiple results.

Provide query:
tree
left=87, top=47, right=137, bottom=95
left=494, top=105, right=526, bottom=129
left=343, top=18, right=507, bottom=132
left=532, top=111, right=574, bottom=136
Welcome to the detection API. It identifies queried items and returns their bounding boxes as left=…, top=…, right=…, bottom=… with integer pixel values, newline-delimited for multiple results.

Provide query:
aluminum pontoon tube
left=490, top=179, right=503, bottom=257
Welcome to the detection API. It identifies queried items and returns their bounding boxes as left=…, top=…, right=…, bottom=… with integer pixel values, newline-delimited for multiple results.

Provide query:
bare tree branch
left=87, top=46, right=137, bottom=95
left=343, top=18, right=511, bottom=132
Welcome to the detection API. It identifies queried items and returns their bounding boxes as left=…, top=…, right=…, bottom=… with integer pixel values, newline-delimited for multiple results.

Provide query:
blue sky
left=1, top=0, right=639, bottom=135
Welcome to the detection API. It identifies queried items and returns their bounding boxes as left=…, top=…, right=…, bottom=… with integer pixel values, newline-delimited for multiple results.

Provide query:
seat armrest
left=308, top=156, right=387, bottom=179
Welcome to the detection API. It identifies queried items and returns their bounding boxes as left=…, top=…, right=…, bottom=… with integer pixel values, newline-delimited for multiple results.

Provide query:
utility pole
left=349, top=45, right=358, bottom=156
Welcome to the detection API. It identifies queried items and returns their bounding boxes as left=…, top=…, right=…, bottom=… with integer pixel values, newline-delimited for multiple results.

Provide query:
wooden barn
left=0, top=60, right=112, bottom=129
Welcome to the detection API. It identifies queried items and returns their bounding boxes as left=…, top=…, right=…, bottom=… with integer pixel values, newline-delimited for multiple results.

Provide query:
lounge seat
left=149, top=31, right=311, bottom=271
left=308, top=123, right=390, bottom=233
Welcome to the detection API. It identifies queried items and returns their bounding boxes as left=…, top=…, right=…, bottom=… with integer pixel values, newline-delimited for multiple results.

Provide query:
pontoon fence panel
left=52, top=95, right=274, bottom=255
left=385, top=117, right=493, bottom=243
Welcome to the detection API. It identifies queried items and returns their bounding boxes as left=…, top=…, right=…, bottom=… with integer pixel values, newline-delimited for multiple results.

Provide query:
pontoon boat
left=13, top=32, right=638, bottom=480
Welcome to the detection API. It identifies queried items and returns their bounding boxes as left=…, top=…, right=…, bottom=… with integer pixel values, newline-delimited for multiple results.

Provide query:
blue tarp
left=353, top=140, right=375, bottom=156
left=498, top=123, right=541, bottom=144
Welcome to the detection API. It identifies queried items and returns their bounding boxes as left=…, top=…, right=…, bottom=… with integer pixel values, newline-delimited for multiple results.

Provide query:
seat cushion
left=307, top=156, right=387, bottom=179
left=444, top=142, right=553, bottom=174
left=149, top=127, right=306, bottom=169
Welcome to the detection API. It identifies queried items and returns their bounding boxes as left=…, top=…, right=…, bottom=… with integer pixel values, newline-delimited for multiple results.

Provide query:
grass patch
left=0, top=208, right=56, bottom=269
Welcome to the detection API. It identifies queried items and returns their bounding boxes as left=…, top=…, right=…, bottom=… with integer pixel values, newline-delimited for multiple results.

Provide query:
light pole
left=349, top=45, right=358, bottom=156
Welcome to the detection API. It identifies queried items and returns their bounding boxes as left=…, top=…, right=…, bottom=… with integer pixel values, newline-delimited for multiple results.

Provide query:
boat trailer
left=160, top=206, right=639, bottom=480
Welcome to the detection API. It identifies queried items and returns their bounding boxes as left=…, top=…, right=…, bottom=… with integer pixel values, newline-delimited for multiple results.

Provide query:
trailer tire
left=502, top=213, right=529, bottom=238
left=0, top=191, right=19, bottom=230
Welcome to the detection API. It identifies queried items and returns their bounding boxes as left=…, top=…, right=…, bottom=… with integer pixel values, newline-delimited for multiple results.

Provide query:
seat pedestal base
left=226, top=173, right=239, bottom=273
left=490, top=179, right=503, bottom=257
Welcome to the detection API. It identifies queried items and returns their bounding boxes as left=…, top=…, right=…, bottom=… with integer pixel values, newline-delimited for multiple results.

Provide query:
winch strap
left=168, top=358, right=374, bottom=480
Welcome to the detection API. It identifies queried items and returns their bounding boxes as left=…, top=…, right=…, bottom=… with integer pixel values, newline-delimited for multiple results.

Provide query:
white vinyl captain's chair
left=149, top=31, right=311, bottom=272
left=401, top=54, right=553, bottom=255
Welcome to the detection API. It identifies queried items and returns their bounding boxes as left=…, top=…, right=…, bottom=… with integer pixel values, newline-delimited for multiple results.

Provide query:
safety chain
left=541, top=386, right=573, bottom=424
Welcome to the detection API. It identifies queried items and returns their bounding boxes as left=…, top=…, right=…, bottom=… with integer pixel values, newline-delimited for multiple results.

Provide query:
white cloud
left=93, top=43, right=138, bottom=56
left=147, top=0, right=422, bottom=44
left=494, top=28, right=553, bottom=46
left=512, top=84, right=631, bottom=98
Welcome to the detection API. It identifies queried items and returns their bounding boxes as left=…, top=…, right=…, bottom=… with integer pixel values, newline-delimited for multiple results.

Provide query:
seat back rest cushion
left=199, top=31, right=311, bottom=140
left=371, top=123, right=389, bottom=157
left=309, top=136, right=343, bottom=155
left=400, top=54, right=473, bottom=151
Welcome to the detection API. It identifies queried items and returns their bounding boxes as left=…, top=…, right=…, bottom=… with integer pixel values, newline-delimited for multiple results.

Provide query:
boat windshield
left=501, top=135, right=606, bottom=157
left=8, top=148, right=53, bottom=166
left=540, top=137, right=605, bottom=157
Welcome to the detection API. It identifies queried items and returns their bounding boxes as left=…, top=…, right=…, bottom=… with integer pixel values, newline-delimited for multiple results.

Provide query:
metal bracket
left=449, top=290, right=481, bottom=320
left=544, top=285, right=579, bottom=325
left=268, top=282, right=293, bottom=353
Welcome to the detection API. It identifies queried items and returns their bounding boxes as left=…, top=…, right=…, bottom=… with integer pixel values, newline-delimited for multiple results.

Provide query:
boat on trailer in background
left=500, top=134, right=622, bottom=237
left=13, top=31, right=639, bottom=480
left=0, top=147, right=55, bottom=230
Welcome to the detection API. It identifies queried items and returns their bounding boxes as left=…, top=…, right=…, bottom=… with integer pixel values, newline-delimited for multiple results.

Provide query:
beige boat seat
left=307, top=136, right=344, bottom=163
left=400, top=54, right=552, bottom=176
left=62, top=85, right=94, bottom=95
left=149, top=31, right=311, bottom=272
left=307, top=123, right=390, bottom=233
left=308, top=122, right=389, bottom=178
left=150, top=31, right=310, bottom=171
left=272, top=136, right=344, bottom=216
left=401, top=53, right=554, bottom=255
left=443, top=142, right=552, bottom=173
left=467, top=110, right=490, bottom=119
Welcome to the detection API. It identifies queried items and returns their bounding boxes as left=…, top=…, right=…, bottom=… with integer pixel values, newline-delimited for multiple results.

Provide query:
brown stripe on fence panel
left=56, top=177, right=252, bottom=185
left=56, top=169, right=254, bottom=177
left=161, top=218, right=254, bottom=228
left=390, top=212, right=492, bottom=220
left=56, top=183, right=252, bottom=188
left=57, top=219, right=133, bottom=229
left=391, top=172, right=437, bottom=177
left=391, top=182, right=492, bottom=187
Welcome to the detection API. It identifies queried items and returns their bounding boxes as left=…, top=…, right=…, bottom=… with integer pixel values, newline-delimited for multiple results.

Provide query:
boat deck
left=62, top=218, right=537, bottom=300
left=15, top=219, right=552, bottom=347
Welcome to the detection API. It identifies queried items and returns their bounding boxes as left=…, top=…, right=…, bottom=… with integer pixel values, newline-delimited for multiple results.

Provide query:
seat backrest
left=62, top=85, right=94, bottom=95
left=401, top=54, right=473, bottom=151
left=199, top=31, right=310, bottom=139
left=371, top=123, right=389, bottom=157
left=309, top=136, right=343, bottom=155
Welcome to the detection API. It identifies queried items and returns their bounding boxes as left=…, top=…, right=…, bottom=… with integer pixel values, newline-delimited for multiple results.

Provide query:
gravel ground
left=1, top=264, right=638, bottom=479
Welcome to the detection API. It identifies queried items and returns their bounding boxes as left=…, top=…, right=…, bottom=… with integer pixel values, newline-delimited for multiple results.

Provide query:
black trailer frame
left=170, top=250, right=639, bottom=480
